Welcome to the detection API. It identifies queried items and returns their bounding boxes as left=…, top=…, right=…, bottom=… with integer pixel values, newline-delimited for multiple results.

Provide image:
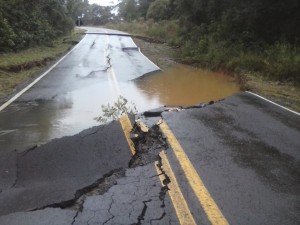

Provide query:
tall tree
left=119, top=0, right=139, bottom=21
left=146, top=0, right=171, bottom=21
left=0, top=0, right=74, bottom=52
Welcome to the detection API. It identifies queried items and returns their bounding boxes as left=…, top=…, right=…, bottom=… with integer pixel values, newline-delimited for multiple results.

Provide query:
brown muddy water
left=133, top=64, right=240, bottom=106
left=0, top=64, right=240, bottom=152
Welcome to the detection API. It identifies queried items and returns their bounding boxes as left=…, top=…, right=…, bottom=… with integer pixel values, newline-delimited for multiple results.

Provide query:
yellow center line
left=159, top=120, right=230, bottom=225
left=119, top=115, right=135, bottom=155
left=157, top=151, right=197, bottom=225
left=119, top=116, right=197, bottom=225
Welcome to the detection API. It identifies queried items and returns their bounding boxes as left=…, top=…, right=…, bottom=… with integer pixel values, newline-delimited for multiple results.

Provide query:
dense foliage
left=118, top=0, right=300, bottom=45
left=1, top=0, right=299, bottom=83
left=0, top=0, right=78, bottom=52
left=117, top=0, right=300, bottom=84
left=82, top=4, right=114, bottom=25
left=0, top=0, right=118, bottom=53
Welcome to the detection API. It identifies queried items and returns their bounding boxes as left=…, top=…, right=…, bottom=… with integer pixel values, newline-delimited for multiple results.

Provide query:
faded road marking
left=157, top=151, right=197, bottom=225
left=159, top=120, right=229, bottom=225
left=119, top=115, right=135, bottom=155
left=120, top=117, right=197, bottom=225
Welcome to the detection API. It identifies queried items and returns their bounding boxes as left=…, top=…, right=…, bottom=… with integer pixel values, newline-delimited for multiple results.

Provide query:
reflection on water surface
left=134, top=64, right=240, bottom=106
left=0, top=64, right=240, bottom=152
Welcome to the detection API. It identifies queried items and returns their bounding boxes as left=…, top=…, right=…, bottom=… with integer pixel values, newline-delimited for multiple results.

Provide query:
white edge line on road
left=129, top=37, right=162, bottom=71
left=0, top=34, right=87, bottom=112
left=246, top=91, right=300, bottom=116
left=138, top=47, right=161, bottom=71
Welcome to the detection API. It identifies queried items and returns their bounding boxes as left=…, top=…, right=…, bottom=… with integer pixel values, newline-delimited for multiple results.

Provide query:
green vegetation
left=0, top=0, right=74, bottom=52
left=109, top=0, right=300, bottom=86
left=107, top=20, right=180, bottom=45
left=0, top=29, right=85, bottom=97
left=0, top=0, right=299, bottom=110
left=0, top=0, right=102, bottom=98
left=0, top=0, right=117, bottom=53
left=96, top=96, right=137, bottom=123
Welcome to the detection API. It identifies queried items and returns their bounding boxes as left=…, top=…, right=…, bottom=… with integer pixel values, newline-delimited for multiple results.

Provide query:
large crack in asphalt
left=30, top=169, right=125, bottom=212
left=1, top=101, right=218, bottom=224
left=156, top=156, right=171, bottom=209
left=76, top=44, right=113, bottom=79
left=13, top=119, right=170, bottom=224
left=74, top=121, right=170, bottom=224
left=129, top=121, right=168, bottom=168
left=128, top=121, right=172, bottom=225
left=133, top=199, right=152, bottom=225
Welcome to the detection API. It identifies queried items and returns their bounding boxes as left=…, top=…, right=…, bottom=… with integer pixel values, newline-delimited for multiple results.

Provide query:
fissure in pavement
left=30, top=168, right=126, bottom=212
left=1, top=119, right=174, bottom=224
left=129, top=122, right=168, bottom=168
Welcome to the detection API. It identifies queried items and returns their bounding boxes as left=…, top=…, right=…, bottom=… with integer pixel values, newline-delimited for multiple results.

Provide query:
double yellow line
left=119, top=115, right=229, bottom=225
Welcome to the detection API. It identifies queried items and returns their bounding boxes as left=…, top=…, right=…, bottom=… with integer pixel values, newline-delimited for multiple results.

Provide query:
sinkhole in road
left=133, top=64, right=240, bottom=106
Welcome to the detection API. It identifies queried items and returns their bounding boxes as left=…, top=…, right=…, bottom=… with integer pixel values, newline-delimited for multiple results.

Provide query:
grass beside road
left=0, top=28, right=86, bottom=99
left=246, top=75, right=300, bottom=112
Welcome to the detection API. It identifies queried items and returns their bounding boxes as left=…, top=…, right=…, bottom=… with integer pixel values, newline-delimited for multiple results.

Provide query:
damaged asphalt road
left=0, top=26, right=160, bottom=153
left=0, top=116, right=135, bottom=216
left=0, top=27, right=299, bottom=225
left=0, top=113, right=180, bottom=225
left=0, top=92, right=299, bottom=225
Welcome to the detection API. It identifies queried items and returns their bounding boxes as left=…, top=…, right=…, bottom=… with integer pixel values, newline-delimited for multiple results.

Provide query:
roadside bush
left=147, top=0, right=170, bottom=21
left=0, top=14, right=17, bottom=52
left=106, top=20, right=180, bottom=45
left=264, top=44, right=300, bottom=84
left=0, top=0, right=74, bottom=53
left=106, top=19, right=300, bottom=86
left=227, top=54, right=266, bottom=72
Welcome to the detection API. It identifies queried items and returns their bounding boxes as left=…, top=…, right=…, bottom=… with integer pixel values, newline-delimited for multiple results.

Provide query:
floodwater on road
left=0, top=65, right=239, bottom=152
left=0, top=64, right=239, bottom=152
left=133, top=64, right=240, bottom=106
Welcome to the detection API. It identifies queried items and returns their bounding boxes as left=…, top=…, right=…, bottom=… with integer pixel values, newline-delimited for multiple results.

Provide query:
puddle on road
left=133, top=64, right=240, bottom=106
left=0, top=64, right=240, bottom=152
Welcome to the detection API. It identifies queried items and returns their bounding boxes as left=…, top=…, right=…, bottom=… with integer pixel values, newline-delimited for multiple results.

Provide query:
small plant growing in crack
left=95, top=95, right=137, bottom=123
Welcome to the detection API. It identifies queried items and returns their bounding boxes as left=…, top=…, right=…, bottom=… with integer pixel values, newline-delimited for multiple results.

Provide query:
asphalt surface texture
left=0, top=91, right=299, bottom=224
left=0, top=27, right=160, bottom=153
left=0, top=26, right=299, bottom=225
left=157, top=92, right=300, bottom=225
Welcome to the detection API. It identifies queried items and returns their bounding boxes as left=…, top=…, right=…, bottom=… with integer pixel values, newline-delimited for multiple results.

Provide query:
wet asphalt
left=0, top=27, right=160, bottom=152
left=160, top=92, right=300, bottom=225
left=0, top=27, right=299, bottom=225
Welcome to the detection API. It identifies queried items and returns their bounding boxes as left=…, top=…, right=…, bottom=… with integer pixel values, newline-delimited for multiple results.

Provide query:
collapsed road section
left=0, top=114, right=181, bottom=225
left=0, top=92, right=299, bottom=225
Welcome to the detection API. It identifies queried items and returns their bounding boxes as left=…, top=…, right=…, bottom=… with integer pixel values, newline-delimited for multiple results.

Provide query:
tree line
left=2, top=0, right=299, bottom=52
left=0, top=0, right=114, bottom=53
left=118, top=0, right=300, bottom=46
left=117, top=0, right=300, bottom=84
left=1, top=0, right=300, bottom=84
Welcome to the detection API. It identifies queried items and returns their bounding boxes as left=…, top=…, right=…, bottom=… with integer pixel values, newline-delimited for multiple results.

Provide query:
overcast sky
left=88, top=0, right=120, bottom=6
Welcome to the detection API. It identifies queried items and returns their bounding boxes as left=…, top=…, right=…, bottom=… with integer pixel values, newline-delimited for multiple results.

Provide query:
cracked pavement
left=0, top=122, right=179, bottom=225
left=0, top=163, right=179, bottom=225
left=0, top=112, right=180, bottom=225
left=73, top=163, right=178, bottom=225
left=0, top=119, right=133, bottom=216
left=0, top=92, right=300, bottom=225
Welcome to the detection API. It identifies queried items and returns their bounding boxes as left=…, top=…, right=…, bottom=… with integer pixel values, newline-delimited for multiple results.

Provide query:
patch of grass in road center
left=0, top=28, right=86, bottom=98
